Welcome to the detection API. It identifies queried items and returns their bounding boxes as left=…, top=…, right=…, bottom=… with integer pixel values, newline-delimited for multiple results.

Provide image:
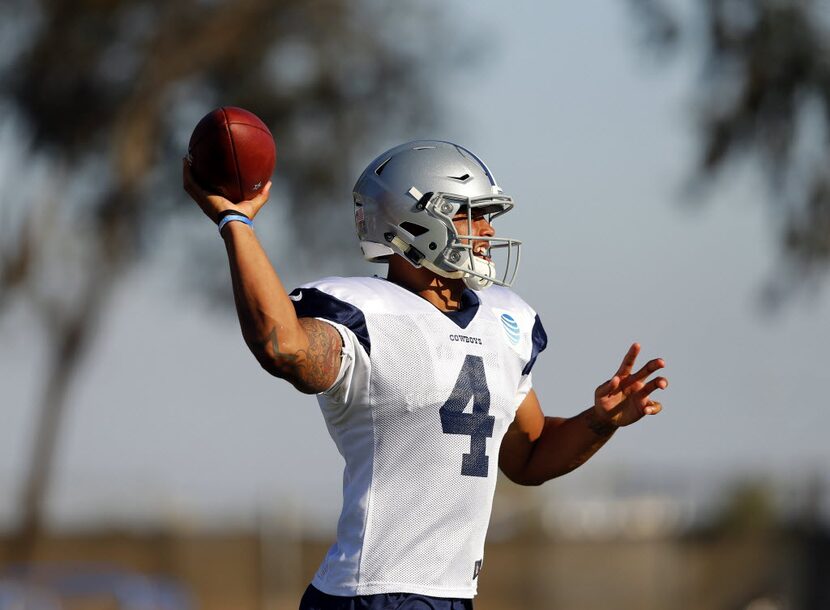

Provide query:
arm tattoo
left=258, top=327, right=297, bottom=364
left=255, top=319, right=342, bottom=393
left=585, top=409, right=618, bottom=437
left=259, top=326, right=296, bottom=357
left=295, top=318, right=343, bottom=393
left=564, top=410, right=617, bottom=473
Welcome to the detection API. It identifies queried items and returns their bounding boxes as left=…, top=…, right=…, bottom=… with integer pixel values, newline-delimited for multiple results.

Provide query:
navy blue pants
left=299, top=584, right=474, bottom=610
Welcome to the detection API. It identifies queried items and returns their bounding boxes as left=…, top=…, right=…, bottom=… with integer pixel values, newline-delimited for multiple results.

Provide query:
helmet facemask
left=385, top=188, right=522, bottom=291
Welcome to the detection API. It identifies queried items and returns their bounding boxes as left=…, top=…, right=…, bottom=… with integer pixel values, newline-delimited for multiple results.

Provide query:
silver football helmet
left=353, top=140, right=521, bottom=290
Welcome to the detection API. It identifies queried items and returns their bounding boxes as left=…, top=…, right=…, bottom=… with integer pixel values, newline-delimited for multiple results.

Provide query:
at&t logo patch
left=499, top=313, right=521, bottom=345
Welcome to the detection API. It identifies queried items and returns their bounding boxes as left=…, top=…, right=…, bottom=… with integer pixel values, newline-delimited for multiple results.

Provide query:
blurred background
left=1, top=0, right=829, bottom=608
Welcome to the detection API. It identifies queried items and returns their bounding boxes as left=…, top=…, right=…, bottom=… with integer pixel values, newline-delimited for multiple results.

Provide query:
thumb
left=246, top=180, right=272, bottom=217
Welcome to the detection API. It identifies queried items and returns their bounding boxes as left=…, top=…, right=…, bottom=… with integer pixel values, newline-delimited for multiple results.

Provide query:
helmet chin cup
left=422, top=255, right=493, bottom=291
left=463, top=257, right=495, bottom=291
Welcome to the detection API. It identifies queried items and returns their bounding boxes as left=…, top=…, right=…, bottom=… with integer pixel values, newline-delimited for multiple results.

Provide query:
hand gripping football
left=187, top=106, right=276, bottom=203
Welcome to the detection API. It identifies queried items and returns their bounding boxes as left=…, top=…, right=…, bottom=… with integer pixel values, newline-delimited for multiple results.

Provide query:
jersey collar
left=375, top=276, right=481, bottom=329
left=442, top=288, right=479, bottom=329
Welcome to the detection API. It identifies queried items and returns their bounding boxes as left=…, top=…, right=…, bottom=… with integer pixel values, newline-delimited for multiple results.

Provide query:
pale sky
left=2, top=1, right=828, bottom=531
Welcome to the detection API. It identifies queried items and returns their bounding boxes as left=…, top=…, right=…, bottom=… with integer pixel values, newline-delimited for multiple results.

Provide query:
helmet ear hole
left=399, top=221, right=429, bottom=237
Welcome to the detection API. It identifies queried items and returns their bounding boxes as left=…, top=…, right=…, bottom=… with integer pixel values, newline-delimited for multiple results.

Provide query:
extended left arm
left=499, top=343, right=667, bottom=486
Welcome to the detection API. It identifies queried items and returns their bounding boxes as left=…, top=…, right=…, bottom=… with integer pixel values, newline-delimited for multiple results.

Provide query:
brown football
left=187, top=106, right=276, bottom=203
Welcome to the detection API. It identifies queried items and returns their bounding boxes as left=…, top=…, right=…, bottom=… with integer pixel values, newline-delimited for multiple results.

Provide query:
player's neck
left=386, top=256, right=465, bottom=312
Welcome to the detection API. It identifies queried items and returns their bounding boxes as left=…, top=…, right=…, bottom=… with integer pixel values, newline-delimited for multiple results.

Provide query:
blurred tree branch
left=0, top=0, right=455, bottom=559
left=627, top=0, right=830, bottom=302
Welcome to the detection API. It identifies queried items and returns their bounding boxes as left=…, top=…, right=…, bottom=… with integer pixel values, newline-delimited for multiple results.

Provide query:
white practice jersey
left=289, top=276, right=547, bottom=599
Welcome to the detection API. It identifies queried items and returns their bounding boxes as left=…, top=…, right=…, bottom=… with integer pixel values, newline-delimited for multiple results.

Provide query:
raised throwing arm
left=182, top=159, right=342, bottom=394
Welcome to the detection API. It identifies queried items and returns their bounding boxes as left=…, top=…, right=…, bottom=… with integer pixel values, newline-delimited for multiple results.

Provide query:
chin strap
left=387, top=234, right=426, bottom=266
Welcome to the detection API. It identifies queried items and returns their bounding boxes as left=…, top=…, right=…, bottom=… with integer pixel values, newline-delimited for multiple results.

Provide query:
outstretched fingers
left=633, top=376, right=668, bottom=413
left=615, top=343, right=641, bottom=377
left=619, top=357, right=666, bottom=392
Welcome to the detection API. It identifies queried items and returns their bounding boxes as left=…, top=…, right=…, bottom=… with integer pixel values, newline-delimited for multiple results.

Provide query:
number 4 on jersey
left=439, top=355, right=495, bottom=477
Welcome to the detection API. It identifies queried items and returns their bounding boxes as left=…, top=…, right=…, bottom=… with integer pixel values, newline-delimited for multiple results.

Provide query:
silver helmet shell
left=353, top=140, right=521, bottom=290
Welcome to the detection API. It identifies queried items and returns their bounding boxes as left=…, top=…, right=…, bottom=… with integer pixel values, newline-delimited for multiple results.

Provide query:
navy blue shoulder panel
left=521, top=314, right=547, bottom=376
left=289, top=287, right=371, bottom=356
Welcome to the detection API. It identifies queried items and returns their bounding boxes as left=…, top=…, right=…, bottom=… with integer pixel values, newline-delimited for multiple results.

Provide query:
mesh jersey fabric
left=289, top=276, right=547, bottom=599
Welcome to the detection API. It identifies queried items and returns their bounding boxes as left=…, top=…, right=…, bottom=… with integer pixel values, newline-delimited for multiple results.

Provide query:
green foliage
left=629, top=0, right=830, bottom=297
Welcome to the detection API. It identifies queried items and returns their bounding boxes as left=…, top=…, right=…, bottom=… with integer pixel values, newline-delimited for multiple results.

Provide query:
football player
left=183, top=140, right=667, bottom=610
